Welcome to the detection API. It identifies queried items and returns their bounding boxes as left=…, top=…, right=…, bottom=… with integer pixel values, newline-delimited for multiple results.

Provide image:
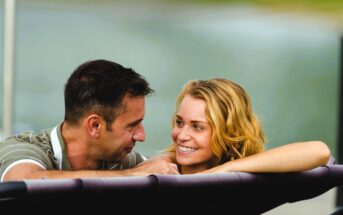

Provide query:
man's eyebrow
left=127, top=118, right=143, bottom=127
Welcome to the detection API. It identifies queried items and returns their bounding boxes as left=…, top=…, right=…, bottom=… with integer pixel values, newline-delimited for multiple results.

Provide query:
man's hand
left=148, top=152, right=176, bottom=163
left=132, top=157, right=179, bottom=175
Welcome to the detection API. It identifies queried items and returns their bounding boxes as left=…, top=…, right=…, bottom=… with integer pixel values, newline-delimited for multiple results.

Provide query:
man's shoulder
left=1, top=127, right=54, bottom=146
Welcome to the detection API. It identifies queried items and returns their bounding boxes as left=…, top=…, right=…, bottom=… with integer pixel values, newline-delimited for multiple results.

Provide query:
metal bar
left=2, top=0, right=16, bottom=137
left=336, top=36, right=343, bottom=206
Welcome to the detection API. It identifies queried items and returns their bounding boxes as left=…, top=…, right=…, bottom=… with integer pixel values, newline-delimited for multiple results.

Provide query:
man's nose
left=133, top=124, right=145, bottom=142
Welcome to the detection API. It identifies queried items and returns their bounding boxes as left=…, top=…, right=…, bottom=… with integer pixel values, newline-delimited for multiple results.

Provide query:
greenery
left=166, top=0, right=343, bottom=28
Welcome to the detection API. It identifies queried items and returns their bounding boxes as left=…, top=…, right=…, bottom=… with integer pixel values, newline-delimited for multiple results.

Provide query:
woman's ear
left=86, top=114, right=101, bottom=138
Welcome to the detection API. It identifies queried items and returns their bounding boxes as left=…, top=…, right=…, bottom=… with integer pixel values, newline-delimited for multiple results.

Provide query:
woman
left=167, top=78, right=330, bottom=174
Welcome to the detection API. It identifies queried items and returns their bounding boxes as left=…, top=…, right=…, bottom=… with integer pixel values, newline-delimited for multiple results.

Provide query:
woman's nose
left=178, top=127, right=191, bottom=141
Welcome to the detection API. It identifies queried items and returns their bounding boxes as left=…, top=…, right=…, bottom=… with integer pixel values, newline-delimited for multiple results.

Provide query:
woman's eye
left=193, top=124, right=203, bottom=131
left=175, top=119, right=183, bottom=127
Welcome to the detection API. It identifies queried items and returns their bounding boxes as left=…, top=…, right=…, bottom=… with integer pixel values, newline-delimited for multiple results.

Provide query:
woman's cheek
left=171, top=127, right=178, bottom=142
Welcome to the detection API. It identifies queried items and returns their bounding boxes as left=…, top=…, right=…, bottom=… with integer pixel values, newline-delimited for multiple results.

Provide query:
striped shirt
left=0, top=123, right=146, bottom=182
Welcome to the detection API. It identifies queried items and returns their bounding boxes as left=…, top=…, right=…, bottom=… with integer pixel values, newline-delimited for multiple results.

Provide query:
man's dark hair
left=64, top=59, right=154, bottom=127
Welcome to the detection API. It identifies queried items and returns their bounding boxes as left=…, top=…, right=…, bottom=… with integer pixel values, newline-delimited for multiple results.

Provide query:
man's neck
left=61, top=122, right=100, bottom=170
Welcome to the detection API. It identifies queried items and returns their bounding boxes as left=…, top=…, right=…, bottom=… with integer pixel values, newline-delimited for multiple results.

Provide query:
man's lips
left=125, top=148, right=133, bottom=153
left=124, top=143, right=135, bottom=153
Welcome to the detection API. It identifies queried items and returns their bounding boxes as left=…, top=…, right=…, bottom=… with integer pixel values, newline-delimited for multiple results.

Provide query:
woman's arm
left=200, top=141, right=331, bottom=174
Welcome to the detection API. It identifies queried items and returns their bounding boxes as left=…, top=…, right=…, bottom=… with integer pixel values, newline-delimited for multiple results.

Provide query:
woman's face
left=171, top=94, right=214, bottom=173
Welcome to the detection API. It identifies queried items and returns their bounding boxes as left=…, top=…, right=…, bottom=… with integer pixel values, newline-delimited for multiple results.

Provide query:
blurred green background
left=0, top=0, right=340, bottom=160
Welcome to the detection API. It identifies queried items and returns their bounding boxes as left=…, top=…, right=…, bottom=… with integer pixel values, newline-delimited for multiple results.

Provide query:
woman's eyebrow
left=190, top=120, right=208, bottom=124
left=176, top=114, right=207, bottom=124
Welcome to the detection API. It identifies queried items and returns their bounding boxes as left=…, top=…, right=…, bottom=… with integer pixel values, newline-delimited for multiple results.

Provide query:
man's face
left=101, top=95, right=146, bottom=162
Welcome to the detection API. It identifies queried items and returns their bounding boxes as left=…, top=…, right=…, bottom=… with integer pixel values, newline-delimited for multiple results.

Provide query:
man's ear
left=86, top=114, right=101, bottom=138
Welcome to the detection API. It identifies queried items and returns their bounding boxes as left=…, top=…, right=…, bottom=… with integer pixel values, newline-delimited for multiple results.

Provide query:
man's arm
left=200, top=141, right=331, bottom=174
left=2, top=158, right=179, bottom=182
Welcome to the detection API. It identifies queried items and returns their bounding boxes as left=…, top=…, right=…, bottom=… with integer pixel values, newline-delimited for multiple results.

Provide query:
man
left=0, top=59, right=179, bottom=181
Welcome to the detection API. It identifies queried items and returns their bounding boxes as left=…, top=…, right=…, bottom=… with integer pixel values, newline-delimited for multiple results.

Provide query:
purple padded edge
left=153, top=166, right=330, bottom=187
left=152, top=172, right=241, bottom=187
left=24, top=178, right=82, bottom=194
left=1, top=164, right=342, bottom=214
left=150, top=168, right=332, bottom=214
left=327, top=165, right=343, bottom=185
left=16, top=165, right=336, bottom=195
left=23, top=175, right=157, bottom=193
left=81, top=175, right=157, bottom=191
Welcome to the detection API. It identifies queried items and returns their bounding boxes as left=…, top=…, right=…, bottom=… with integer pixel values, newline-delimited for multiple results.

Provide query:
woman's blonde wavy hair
left=168, top=78, right=265, bottom=165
